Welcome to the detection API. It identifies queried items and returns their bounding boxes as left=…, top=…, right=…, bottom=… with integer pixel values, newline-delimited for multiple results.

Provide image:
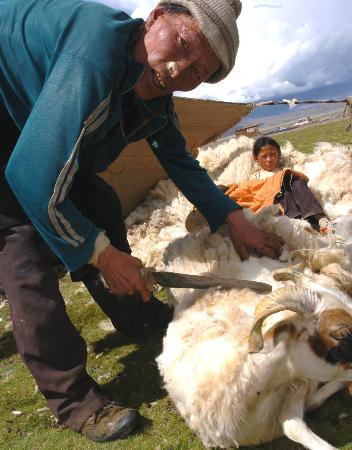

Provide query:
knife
left=141, top=267, right=272, bottom=293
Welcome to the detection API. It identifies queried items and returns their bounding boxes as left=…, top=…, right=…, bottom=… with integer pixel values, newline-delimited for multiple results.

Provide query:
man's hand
left=95, top=244, right=151, bottom=302
left=226, top=209, right=283, bottom=261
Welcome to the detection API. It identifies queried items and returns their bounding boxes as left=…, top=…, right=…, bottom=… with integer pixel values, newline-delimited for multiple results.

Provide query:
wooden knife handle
left=140, top=267, right=158, bottom=291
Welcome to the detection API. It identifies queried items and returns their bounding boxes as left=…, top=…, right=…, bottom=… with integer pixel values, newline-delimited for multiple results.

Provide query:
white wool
left=197, top=136, right=257, bottom=185
left=126, top=136, right=352, bottom=449
left=127, top=138, right=352, bottom=271
left=250, top=205, right=328, bottom=251
left=127, top=180, right=190, bottom=269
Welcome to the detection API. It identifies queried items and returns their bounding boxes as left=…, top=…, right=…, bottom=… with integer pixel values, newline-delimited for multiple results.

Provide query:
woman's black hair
left=253, top=136, right=281, bottom=157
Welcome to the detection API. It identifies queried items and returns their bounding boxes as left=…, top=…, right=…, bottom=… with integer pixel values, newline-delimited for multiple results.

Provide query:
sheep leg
left=272, top=262, right=306, bottom=283
left=306, top=380, right=346, bottom=411
left=280, top=385, right=337, bottom=450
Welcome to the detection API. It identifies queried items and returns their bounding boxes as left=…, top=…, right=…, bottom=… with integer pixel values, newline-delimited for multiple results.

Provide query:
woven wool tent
left=101, top=97, right=253, bottom=216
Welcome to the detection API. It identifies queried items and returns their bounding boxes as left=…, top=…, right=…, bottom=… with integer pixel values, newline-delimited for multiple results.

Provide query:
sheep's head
left=248, top=286, right=318, bottom=353
left=248, top=287, right=352, bottom=366
left=317, top=309, right=352, bottom=364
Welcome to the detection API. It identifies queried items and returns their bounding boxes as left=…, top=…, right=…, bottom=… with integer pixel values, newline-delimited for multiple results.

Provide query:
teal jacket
left=0, top=0, right=239, bottom=271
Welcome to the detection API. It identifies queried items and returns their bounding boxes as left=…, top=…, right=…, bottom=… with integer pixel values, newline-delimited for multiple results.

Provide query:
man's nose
left=168, top=60, right=192, bottom=80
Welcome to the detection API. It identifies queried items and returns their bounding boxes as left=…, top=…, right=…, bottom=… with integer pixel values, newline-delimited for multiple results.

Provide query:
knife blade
left=141, top=268, right=272, bottom=293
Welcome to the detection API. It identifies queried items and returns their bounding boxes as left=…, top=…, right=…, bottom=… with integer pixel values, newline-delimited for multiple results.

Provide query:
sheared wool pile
left=126, top=136, right=352, bottom=276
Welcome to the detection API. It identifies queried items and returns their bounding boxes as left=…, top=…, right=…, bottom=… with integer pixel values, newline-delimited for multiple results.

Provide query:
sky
left=93, top=0, right=352, bottom=103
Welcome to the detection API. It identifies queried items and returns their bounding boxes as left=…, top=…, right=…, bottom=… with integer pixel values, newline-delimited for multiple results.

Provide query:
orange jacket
left=225, top=169, right=308, bottom=213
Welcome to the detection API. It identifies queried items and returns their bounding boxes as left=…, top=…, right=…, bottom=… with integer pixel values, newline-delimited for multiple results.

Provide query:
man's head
left=133, top=0, right=241, bottom=100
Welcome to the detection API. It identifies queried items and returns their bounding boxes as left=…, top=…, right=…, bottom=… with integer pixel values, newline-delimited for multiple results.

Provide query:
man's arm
left=5, top=53, right=113, bottom=271
left=147, top=112, right=240, bottom=231
left=5, top=53, right=151, bottom=300
left=147, top=109, right=282, bottom=260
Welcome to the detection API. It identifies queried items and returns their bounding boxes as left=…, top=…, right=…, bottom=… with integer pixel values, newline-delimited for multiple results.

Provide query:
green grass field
left=270, top=118, right=352, bottom=153
left=1, top=119, right=352, bottom=450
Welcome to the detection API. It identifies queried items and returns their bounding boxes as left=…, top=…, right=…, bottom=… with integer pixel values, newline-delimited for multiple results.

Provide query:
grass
left=3, top=282, right=352, bottom=450
left=1, top=119, right=352, bottom=449
left=270, top=118, right=352, bottom=153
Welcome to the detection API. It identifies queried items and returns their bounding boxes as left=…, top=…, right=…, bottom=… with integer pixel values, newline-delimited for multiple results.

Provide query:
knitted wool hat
left=157, top=0, right=242, bottom=83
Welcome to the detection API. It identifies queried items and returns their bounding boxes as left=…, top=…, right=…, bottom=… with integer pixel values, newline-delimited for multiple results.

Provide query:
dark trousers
left=279, top=174, right=324, bottom=220
left=0, top=225, right=108, bottom=430
left=0, top=105, right=153, bottom=430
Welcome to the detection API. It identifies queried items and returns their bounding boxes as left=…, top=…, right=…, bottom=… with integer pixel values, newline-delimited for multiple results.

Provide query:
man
left=0, top=0, right=282, bottom=443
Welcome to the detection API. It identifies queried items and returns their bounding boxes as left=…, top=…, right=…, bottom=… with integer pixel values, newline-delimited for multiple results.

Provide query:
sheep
left=125, top=137, right=352, bottom=448
left=153, top=218, right=352, bottom=449
left=155, top=224, right=352, bottom=450
left=156, top=284, right=352, bottom=449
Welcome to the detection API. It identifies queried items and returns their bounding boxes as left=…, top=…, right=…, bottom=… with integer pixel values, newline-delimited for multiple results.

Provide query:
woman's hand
left=226, top=209, right=283, bottom=260
left=95, top=244, right=151, bottom=302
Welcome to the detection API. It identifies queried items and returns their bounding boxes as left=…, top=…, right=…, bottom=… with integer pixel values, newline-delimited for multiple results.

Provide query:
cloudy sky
left=93, top=0, right=352, bottom=103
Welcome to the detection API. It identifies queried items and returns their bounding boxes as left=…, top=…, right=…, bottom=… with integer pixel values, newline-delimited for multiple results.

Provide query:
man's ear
left=145, top=6, right=167, bottom=31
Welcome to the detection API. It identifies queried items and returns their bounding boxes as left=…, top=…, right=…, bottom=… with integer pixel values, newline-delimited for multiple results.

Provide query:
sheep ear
left=272, top=321, right=297, bottom=348
left=248, top=304, right=301, bottom=353
left=248, top=287, right=319, bottom=353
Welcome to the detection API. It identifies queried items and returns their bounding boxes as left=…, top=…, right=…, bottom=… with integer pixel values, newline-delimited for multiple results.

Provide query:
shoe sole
left=94, top=410, right=141, bottom=443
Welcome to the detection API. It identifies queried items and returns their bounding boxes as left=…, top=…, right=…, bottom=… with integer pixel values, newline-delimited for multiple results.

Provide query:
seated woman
left=232, top=136, right=328, bottom=229
left=186, top=136, right=329, bottom=233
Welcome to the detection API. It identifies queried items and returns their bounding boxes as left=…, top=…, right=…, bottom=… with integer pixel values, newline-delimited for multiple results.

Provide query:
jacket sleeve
left=146, top=110, right=240, bottom=232
left=5, top=53, right=114, bottom=271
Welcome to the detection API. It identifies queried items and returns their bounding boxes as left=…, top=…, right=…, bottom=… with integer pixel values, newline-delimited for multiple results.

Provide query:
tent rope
left=343, top=97, right=352, bottom=131
left=252, top=97, right=352, bottom=131
left=254, top=98, right=349, bottom=107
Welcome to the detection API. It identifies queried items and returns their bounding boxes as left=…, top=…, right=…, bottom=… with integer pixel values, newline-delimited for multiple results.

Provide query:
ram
left=157, top=282, right=352, bottom=450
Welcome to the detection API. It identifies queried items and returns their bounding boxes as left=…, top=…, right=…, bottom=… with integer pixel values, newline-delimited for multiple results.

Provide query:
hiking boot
left=131, top=295, right=174, bottom=335
left=116, top=294, right=174, bottom=337
left=80, top=402, right=141, bottom=443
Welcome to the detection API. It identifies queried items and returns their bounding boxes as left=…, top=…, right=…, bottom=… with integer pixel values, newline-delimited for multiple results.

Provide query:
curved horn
left=248, top=286, right=320, bottom=353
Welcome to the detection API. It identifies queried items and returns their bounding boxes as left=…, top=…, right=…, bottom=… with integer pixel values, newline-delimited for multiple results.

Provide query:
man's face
left=133, top=7, right=221, bottom=100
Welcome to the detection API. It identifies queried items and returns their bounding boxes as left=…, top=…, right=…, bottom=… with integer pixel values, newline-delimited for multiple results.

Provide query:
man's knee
left=0, top=224, right=58, bottom=290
